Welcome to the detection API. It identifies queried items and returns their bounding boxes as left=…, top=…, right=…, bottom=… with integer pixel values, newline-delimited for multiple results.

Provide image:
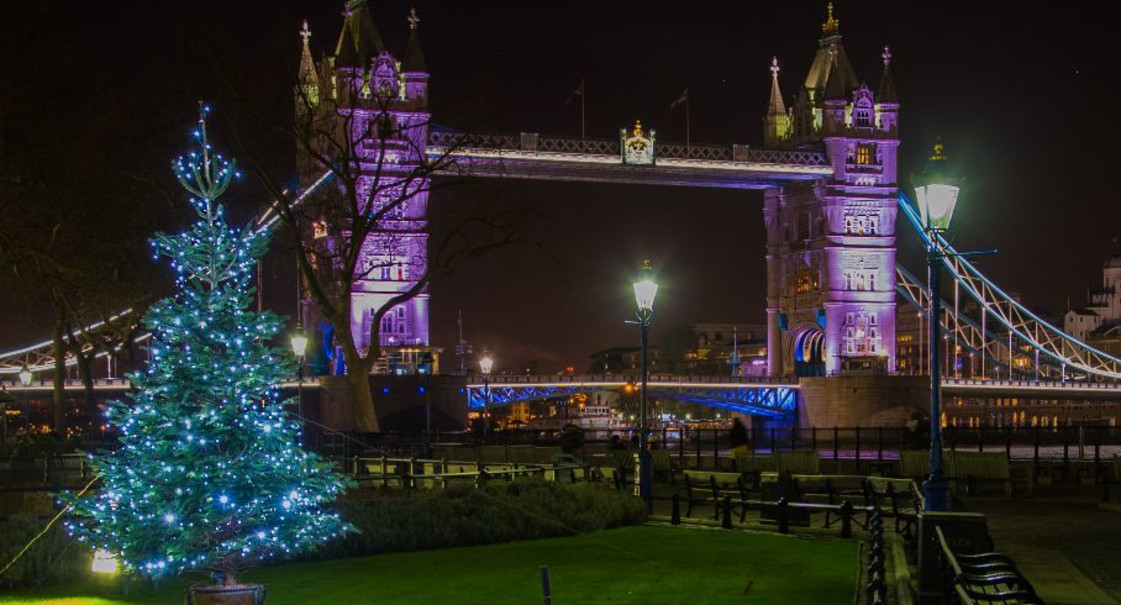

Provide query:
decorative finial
left=882, top=45, right=892, bottom=66
left=641, top=259, right=653, bottom=271
left=822, top=2, right=840, bottom=35
left=930, top=139, right=947, bottom=161
left=771, top=56, right=780, bottom=78
left=633, top=120, right=644, bottom=137
left=300, top=20, right=312, bottom=44
left=408, top=7, right=420, bottom=31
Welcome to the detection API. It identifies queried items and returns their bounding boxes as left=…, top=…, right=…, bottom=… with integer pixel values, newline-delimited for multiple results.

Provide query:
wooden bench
left=936, top=526, right=1041, bottom=604
left=734, top=451, right=777, bottom=475
left=899, top=450, right=930, bottom=480
left=775, top=450, right=820, bottom=474
left=650, top=448, right=676, bottom=483
left=946, top=452, right=1033, bottom=498
left=682, top=470, right=751, bottom=520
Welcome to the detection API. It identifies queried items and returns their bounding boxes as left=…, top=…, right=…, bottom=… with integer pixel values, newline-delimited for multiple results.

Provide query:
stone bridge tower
left=763, top=5, right=900, bottom=377
left=296, top=1, right=432, bottom=372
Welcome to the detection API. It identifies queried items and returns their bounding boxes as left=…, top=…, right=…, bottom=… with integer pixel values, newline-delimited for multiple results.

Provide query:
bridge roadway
left=426, top=132, right=833, bottom=189
left=3, top=376, right=1120, bottom=414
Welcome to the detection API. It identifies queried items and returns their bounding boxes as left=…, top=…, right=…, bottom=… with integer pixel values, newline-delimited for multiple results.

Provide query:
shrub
left=0, top=514, right=87, bottom=591
left=316, top=480, right=646, bottom=560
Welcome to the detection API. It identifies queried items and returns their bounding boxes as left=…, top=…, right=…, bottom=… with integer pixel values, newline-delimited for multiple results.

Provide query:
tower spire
left=768, top=57, right=787, bottom=117
left=877, top=45, right=898, bottom=104
left=822, top=2, right=840, bottom=36
left=403, top=7, right=427, bottom=73
left=298, top=20, right=318, bottom=86
left=335, top=0, right=384, bottom=68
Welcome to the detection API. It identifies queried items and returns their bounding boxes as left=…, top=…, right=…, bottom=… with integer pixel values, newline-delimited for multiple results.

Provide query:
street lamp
left=913, top=140, right=959, bottom=512
left=19, top=366, right=33, bottom=388
left=419, top=351, right=435, bottom=458
left=290, top=329, right=309, bottom=443
left=632, top=260, right=658, bottom=511
left=479, top=355, right=493, bottom=441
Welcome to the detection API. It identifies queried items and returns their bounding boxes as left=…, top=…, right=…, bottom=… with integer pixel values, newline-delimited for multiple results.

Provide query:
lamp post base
left=637, top=449, right=653, bottom=513
left=923, top=475, right=951, bottom=512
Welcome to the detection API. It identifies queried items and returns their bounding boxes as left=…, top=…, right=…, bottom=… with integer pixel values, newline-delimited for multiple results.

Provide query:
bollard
left=777, top=497, right=790, bottom=534
left=671, top=493, right=681, bottom=525
left=540, top=565, right=552, bottom=605
left=839, top=501, right=853, bottom=539
left=722, top=496, right=733, bottom=529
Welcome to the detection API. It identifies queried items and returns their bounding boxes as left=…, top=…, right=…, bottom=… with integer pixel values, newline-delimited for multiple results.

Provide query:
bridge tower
left=296, top=1, right=432, bottom=368
left=763, top=5, right=900, bottom=377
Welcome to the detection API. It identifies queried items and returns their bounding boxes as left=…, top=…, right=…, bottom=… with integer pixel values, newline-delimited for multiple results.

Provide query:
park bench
left=734, top=451, right=777, bottom=475
left=936, top=526, right=1041, bottom=604
left=506, top=444, right=536, bottom=463
left=1102, top=455, right=1121, bottom=501
left=479, top=445, right=509, bottom=463
left=775, top=450, right=820, bottom=474
left=432, top=444, right=476, bottom=462
left=946, top=451, right=1033, bottom=498
left=650, top=448, right=676, bottom=483
left=682, top=470, right=751, bottom=520
left=899, top=450, right=930, bottom=480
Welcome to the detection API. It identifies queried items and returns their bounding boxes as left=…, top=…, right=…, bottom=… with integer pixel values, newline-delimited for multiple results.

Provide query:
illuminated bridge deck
left=466, top=375, right=801, bottom=417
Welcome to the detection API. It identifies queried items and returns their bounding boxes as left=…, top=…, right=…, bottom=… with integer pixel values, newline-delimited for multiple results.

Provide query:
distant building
left=587, top=323, right=765, bottom=376
left=1066, top=254, right=1121, bottom=354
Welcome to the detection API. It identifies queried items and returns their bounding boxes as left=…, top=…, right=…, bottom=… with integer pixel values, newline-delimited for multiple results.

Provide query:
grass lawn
left=1, top=525, right=858, bottom=604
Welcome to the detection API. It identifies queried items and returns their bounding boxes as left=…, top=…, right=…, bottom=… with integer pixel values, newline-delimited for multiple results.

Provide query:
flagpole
left=686, top=95, right=691, bottom=151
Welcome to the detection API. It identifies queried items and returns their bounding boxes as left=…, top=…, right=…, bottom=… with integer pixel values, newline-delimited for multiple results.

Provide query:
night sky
left=3, top=2, right=1118, bottom=373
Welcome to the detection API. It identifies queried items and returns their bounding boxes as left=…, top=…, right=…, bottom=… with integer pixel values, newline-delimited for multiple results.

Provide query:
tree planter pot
left=187, top=584, right=266, bottom=605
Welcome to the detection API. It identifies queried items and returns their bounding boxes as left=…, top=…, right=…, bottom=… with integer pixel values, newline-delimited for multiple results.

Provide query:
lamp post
left=479, top=355, right=493, bottom=442
left=632, top=260, right=658, bottom=511
left=419, top=352, right=435, bottom=458
left=290, top=329, right=309, bottom=444
left=19, top=366, right=32, bottom=435
left=913, top=141, right=960, bottom=512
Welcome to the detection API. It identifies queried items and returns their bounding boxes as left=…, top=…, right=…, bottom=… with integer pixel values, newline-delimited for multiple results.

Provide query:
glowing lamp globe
left=915, top=184, right=960, bottom=232
left=91, top=549, right=119, bottom=575
left=632, top=260, right=658, bottom=312
left=289, top=333, right=309, bottom=359
left=913, top=141, right=961, bottom=232
left=18, top=366, right=32, bottom=387
left=479, top=355, right=494, bottom=375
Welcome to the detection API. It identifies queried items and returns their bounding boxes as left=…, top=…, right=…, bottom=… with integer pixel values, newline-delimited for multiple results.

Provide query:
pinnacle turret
left=403, top=7, right=427, bottom=73
left=877, top=46, right=898, bottom=105
left=335, top=0, right=384, bottom=68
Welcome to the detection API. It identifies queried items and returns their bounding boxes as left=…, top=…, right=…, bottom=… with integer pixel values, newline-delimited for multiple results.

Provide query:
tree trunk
left=52, top=319, right=66, bottom=433
left=76, top=351, right=96, bottom=411
left=340, top=342, right=379, bottom=433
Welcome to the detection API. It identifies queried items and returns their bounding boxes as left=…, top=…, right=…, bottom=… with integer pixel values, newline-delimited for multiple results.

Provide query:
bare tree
left=230, top=37, right=528, bottom=433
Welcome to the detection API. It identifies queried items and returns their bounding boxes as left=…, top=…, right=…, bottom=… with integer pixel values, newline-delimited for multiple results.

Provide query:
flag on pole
left=670, top=86, right=689, bottom=110
left=565, top=78, right=585, bottom=106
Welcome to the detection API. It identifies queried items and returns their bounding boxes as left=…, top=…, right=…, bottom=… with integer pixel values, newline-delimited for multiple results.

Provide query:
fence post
left=722, top=496, right=733, bottom=529
left=1006, top=426, right=1012, bottom=460
left=840, top=500, right=853, bottom=539
left=855, top=427, right=862, bottom=472
left=540, top=566, right=552, bottom=605
left=778, top=497, right=790, bottom=534
left=1033, top=425, right=1040, bottom=478
left=695, top=426, right=702, bottom=468
left=671, top=492, right=681, bottom=525
left=833, top=427, right=840, bottom=463
left=713, top=427, right=719, bottom=469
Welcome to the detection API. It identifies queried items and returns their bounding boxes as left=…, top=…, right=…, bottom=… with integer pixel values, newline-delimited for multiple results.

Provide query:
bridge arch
left=789, top=324, right=825, bottom=377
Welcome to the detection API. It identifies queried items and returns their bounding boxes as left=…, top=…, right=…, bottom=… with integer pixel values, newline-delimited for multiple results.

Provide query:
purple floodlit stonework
left=295, top=2, right=898, bottom=379
left=763, top=22, right=900, bottom=377
left=296, top=3, right=432, bottom=362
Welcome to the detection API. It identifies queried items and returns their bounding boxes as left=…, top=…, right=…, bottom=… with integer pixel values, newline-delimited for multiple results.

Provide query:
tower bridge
left=3, top=3, right=1121, bottom=429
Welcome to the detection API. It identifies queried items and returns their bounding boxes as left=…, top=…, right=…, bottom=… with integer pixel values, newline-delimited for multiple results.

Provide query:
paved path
left=964, top=489, right=1121, bottom=604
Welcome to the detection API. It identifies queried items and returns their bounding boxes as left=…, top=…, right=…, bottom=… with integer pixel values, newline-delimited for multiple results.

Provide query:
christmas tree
left=67, top=105, right=350, bottom=586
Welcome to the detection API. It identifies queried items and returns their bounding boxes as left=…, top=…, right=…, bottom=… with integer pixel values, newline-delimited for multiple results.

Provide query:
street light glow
left=289, top=333, right=308, bottom=359
left=479, top=355, right=494, bottom=375
left=632, top=260, right=658, bottom=312
left=18, top=366, right=33, bottom=387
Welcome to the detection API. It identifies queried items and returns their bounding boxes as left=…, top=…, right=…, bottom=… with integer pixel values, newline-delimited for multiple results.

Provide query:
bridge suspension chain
left=0, top=169, right=335, bottom=376
left=899, top=193, right=1121, bottom=381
